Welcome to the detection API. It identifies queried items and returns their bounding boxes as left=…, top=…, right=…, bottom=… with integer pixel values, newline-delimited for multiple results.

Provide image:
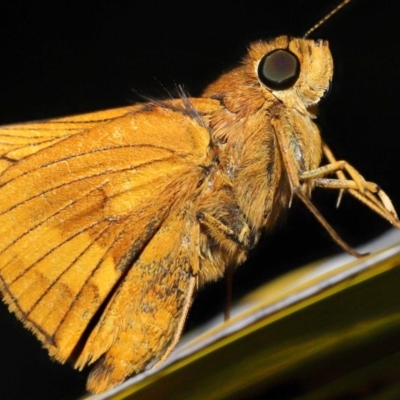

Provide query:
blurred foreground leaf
left=89, top=230, right=400, bottom=400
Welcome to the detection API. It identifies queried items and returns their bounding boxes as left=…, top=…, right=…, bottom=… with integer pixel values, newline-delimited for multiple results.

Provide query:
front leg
left=299, top=142, right=400, bottom=228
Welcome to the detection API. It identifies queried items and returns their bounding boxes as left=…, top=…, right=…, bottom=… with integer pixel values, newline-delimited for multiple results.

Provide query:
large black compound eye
left=258, top=49, right=300, bottom=91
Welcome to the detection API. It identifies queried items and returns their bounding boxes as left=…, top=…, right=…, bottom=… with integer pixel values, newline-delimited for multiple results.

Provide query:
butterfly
left=0, top=17, right=399, bottom=395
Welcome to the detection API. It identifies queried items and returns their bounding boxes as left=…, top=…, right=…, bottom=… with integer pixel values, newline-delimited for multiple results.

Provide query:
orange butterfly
left=0, top=34, right=398, bottom=393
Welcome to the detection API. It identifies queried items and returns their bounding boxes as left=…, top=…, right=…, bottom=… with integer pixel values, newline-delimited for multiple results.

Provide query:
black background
left=0, top=1, right=399, bottom=399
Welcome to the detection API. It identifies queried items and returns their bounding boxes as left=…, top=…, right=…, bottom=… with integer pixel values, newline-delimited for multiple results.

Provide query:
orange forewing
left=0, top=98, right=230, bottom=391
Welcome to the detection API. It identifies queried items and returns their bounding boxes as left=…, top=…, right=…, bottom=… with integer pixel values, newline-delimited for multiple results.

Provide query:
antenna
left=303, top=0, right=352, bottom=38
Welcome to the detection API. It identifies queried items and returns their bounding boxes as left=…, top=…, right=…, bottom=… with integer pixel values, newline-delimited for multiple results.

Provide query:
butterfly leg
left=196, top=211, right=251, bottom=249
left=299, top=142, right=400, bottom=227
